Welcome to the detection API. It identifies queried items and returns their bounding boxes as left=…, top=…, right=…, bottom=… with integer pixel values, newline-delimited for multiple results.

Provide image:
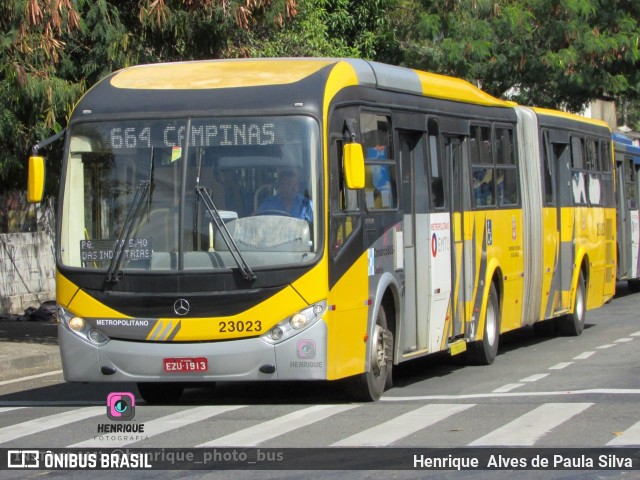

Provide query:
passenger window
left=471, top=125, right=495, bottom=207
left=361, top=113, right=397, bottom=210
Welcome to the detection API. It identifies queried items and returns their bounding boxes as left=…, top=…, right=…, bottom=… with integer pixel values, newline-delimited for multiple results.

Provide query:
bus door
left=616, top=151, right=640, bottom=280
left=399, top=132, right=430, bottom=353
left=399, top=128, right=452, bottom=353
left=445, top=136, right=469, bottom=339
left=551, top=136, right=575, bottom=312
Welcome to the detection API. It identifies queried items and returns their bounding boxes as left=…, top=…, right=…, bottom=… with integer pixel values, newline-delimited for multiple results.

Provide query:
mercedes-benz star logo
left=173, top=298, right=190, bottom=316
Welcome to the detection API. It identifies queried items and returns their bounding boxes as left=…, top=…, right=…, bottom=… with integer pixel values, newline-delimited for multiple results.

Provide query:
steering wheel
left=254, top=209, right=292, bottom=217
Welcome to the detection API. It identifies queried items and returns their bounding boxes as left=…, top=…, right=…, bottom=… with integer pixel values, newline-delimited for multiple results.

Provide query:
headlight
left=290, top=313, right=307, bottom=329
left=58, top=307, right=110, bottom=346
left=261, top=301, right=326, bottom=345
left=68, top=317, right=85, bottom=332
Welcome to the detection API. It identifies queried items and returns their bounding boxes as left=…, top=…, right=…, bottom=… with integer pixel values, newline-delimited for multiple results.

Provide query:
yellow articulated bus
left=27, top=58, right=616, bottom=402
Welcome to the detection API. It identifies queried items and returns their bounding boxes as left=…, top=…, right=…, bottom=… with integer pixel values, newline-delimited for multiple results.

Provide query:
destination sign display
left=108, top=121, right=279, bottom=150
left=80, top=238, right=152, bottom=264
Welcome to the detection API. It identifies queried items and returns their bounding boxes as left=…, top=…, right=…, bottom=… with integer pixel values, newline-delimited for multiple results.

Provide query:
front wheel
left=558, top=272, right=586, bottom=336
left=467, top=283, right=500, bottom=365
left=344, top=305, right=393, bottom=402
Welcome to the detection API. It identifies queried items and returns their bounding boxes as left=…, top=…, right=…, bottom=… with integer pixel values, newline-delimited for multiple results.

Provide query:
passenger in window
left=257, top=170, right=312, bottom=222
left=473, top=168, right=493, bottom=205
left=372, top=165, right=393, bottom=208
left=496, top=172, right=505, bottom=205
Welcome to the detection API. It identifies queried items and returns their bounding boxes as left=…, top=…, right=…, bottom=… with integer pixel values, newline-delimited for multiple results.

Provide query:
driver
left=257, top=170, right=312, bottom=222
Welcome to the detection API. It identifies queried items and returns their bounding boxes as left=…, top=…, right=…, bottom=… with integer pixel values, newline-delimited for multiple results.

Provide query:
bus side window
left=361, top=113, right=397, bottom=211
left=428, top=123, right=444, bottom=209
left=495, top=127, right=518, bottom=206
left=329, top=110, right=362, bottom=255
left=542, top=131, right=556, bottom=206
left=471, top=125, right=495, bottom=207
left=571, top=136, right=588, bottom=205
left=626, top=157, right=637, bottom=210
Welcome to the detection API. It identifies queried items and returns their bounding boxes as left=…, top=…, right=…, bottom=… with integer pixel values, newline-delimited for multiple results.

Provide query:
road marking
left=381, top=388, right=640, bottom=402
left=573, top=351, right=595, bottom=360
left=198, top=404, right=358, bottom=447
left=492, top=384, right=523, bottom=393
left=68, top=405, right=246, bottom=447
left=468, top=403, right=593, bottom=446
left=597, top=344, right=616, bottom=349
left=0, top=370, right=63, bottom=387
left=606, top=419, right=640, bottom=446
left=615, top=338, right=633, bottom=343
left=0, top=407, right=25, bottom=414
left=519, top=373, right=549, bottom=382
left=549, top=362, right=573, bottom=370
left=0, top=407, right=104, bottom=444
left=331, top=404, right=474, bottom=447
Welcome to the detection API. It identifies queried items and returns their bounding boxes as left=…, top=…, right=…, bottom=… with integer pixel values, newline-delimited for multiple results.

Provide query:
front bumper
left=59, top=320, right=328, bottom=382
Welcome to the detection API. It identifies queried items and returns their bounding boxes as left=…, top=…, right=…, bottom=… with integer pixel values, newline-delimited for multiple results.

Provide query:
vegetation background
left=1, top=0, right=639, bottom=195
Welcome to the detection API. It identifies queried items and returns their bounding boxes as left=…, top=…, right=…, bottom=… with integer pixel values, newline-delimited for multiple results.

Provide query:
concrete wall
left=0, top=231, right=56, bottom=314
left=585, top=99, right=617, bottom=130
left=0, top=196, right=56, bottom=315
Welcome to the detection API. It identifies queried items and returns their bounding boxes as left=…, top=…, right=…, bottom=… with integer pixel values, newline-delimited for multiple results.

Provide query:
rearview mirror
left=27, top=155, right=45, bottom=203
left=343, top=143, right=365, bottom=189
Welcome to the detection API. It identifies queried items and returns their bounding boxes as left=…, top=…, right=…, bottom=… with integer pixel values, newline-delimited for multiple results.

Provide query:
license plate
left=163, top=357, right=208, bottom=373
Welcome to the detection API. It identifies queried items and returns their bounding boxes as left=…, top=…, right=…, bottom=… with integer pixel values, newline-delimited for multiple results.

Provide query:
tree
left=0, top=0, right=300, bottom=192
left=245, top=0, right=399, bottom=59
left=0, top=0, right=83, bottom=190
left=397, top=0, right=640, bottom=112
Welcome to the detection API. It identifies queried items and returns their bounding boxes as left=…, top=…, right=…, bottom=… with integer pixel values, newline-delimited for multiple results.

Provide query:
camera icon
left=296, top=339, right=316, bottom=359
left=106, top=392, right=136, bottom=421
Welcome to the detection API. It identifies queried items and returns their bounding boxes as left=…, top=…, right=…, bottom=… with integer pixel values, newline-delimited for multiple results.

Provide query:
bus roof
left=613, top=132, right=640, bottom=164
left=107, top=58, right=514, bottom=108
left=532, top=107, right=611, bottom=130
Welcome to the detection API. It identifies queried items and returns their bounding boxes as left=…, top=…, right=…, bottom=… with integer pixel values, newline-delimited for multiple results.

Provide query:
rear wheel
left=344, top=305, right=393, bottom=402
left=558, top=272, right=586, bottom=336
left=137, top=382, right=184, bottom=404
left=467, top=283, right=500, bottom=365
left=628, top=278, right=640, bottom=293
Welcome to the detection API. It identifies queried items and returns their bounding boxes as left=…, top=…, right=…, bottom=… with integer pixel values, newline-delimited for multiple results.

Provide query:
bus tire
left=137, top=382, right=184, bottom=404
left=467, top=283, right=500, bottom=365
left=558, top=272, right=586, bottom=336
left=628, top=279, right=640, bottom=293
left=344, top=305, right=393, bottom=402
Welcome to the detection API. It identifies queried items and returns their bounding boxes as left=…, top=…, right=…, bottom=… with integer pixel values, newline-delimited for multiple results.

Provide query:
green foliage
left=399, top=0, right=640, bottom=112
left=246, top=0, right=398, bottom=59
left=0, top=0, right=84, bottom=191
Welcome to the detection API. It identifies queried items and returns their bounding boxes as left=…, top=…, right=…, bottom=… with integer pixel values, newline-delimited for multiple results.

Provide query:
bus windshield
left=60, top=116, right=321, bottom=272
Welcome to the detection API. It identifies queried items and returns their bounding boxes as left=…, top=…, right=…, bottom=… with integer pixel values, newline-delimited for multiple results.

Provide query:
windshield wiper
left=195, top=186, right=256, bottom=282
left=104, top=180, right=151, bottom=286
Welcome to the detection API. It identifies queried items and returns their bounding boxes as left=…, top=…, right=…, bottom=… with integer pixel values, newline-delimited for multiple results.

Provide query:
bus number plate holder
left=163, top=357, right=208, bottom=372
